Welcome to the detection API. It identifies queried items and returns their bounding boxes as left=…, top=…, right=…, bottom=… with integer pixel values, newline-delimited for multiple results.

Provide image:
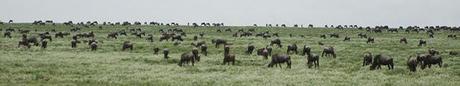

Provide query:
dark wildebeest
left=366, top=37, right=375, bottom=44
left=407, top=56, right=418, bottom=72
left=320, top=34, right=326, bottom=39
left=322, top=46, right=336, bottom=58
left=178, top=48, right=200, bottom=66
left=286, top=44, right=298, bottom=54
left=417, top=54, right=442, bottom=69
left=343, top=36, right=351, bottom=41
left=447, top=34, right=457, bottom=39
left=41, top=40, right=48, bottom=49
left=257, top=48, right=269, bottom=59
left=400, top=37, right=408, bottom=44
left=153, top=48, right=160, bottom=54
left=4, top=31, right=12, bottom=38
left=270, top=38, right=282, bottom=48
left=172, top=35, right=183, bottom=41
left=449, top=51, right=458, bottom=55
left=71, top=40, right=78, bottom=48
left=363, top=52, right=373, bottom=66
left=268, top=54, right=292, bottom=69
left=329, top=33, right=339, bottom=38
left=302, top=45, right=311, bottom=56
left=200, top=44, right=208, bottom=56
left=370, top=54, right=394, bottom=70
left=211, top=39, right=227, bottom=48
left=246, top=44, right=255, bottom=54
left=358, top=33, right=367, bottom=38
left=90, top=42, right=98, bottom=51
left=193, top=35, right=198, bottom=41
left=146, top=35, right=154, bottom=42
left=163, top=48, right=169, bottom=59
left=122, top=41, right=133, bottom=51
left=418, top=39, right=426, bottom=46
left=18, top=40, right=31, bottom=48
left=223, top=45, right=236, bottom=65
left=306, top=52, right=319, bottom=68
left=191, top=41, right=206, bottom=47
left=107, top=32, right=118, bottom=39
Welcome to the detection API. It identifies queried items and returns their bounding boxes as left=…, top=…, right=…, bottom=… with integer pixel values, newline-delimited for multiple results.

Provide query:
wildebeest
left=178, top=48, right=200, bottom=66
left=122, top=41, right=133, bottom=51
left=163, top=48, right=169, bottom=59
left=400, top=37, right=408, bottom=44
left=306, top=52, right=319, bottom=68
left=366, top=37, right=375, bottom=44
left=200, top=44, right=208, bottom=56
left=257, top=48, right=269, bottom=59
left=146, top=35, right=153, bottom=42
left=17, top=40, right=31, bottom=48
left=90, top=42, right=98, bottom=51
left=417, top=54, right=442, bottom=69
left=153, top=48, right=160, bottom=54
left=358, top=33, right=367, bottom=38
left=329, top=33, right=339, bottom=38
left=41, top=40, right=48, bottom=48
left=363, top=52, right=373, bottom=66
left=286, top=44, right=298, bottom=54
left=270, top=38, right=282, bottom=48
left=370, top=54, right=394, bottom=70
left=246, top=44, right=255, bottom=54
left=302, top=45, right=311, bottom=56
left=172, top=35, right=183, bottom=41
left=70, top=39, right=78, bottom=48
left=268, top=54, right=291, bottom=69
left=320, top=34, right=326, bottom=39
left=107, top=32, right=118, bottom=39
left=322, top=46, right=336, bottom=58
left=191, top=41, right=206, bottom=47
left=223, top=45, right=236, bottom=65
left=211, top=39, right=227, bottom=48
left=407, top=56, right=418, bottom=72
left=343, top=36, right=351, bottom=41
left=418, top=39, right=426, bottom=46
left=4, top=31, right=12, bottom=38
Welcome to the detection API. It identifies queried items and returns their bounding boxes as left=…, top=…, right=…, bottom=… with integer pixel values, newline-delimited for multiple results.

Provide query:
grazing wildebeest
left=447, top=34, right=457, bottom=39
left=343, top=36, right=351, bottom=41
left=41, top=40, right=48, bottom=49
left=223, top=45, right=236, bottom=65
left=257, top=48, right=269, bottom=59
left=268, top=54, right=292, bottom=69
left=153, top=48, right=160, bottom=54
left=358, top=33, right=367, bottom=38
left=4, top=31, right=12, bottom=38
left=320, top=34, right=326, bottom=39
left=163, top=48, right=169, bottom=59
left=286, top=44, right=298, bottom=54
left=370, top=54, right=394, bottom=70
left=90, top=42, right=98, bottom=51
left=172, top=35, right=183, bottom=41
left=400, top=37, right=408, bottom=44
left=417, top=54, right=442, bottom=69
left=366, top=37, right=375, bottom=44
left=388, top=28, right=398, bottom=33
left=418, top=39, right=426, bottom=46
left=146, top=34, right=153, bottom=42
left=322, top=46, right=336, bottom=58
left=270, top=38, right=282, bottom=48
left=302, top=45, right=311, bottom=56
left=200, top=44, right=208, bottom=56
left=246, top=44, right=255, bottom=54
left=70, top=40, right=78, bottom=48
left=178, top=48, right=200, bottom=66
left=407, top=56, right=418, bottom=72
left=191, top=41, right=206, bottom=47
left=428, top=33, right=434, bottom=38
left=306, top=52, right=319, bottom=68
left=329, top=33, right=339, bottom=38
left=449, top=51, right=458, bottom=55
left=107, top=32, right=118, bottom=39
left=363, top=52, right=373, bottom=66
left=193, top=35, right=198, bottom=41
left=18, top=40, right=31, bottom=48
left=212, top=39, right=227, bottom=48
left=122, top=41, right=133, bottom=51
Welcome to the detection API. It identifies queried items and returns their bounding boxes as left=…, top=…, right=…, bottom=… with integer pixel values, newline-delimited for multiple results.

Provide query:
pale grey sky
left=1, top=0, right=459, bottom=27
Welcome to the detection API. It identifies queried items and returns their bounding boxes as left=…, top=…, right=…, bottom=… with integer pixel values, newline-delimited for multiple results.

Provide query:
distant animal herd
left=1, top=20, right=459, bottom=72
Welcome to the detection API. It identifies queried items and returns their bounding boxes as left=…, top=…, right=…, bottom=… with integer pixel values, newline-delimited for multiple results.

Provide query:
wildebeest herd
left=1, top=20, right=459, bottom=73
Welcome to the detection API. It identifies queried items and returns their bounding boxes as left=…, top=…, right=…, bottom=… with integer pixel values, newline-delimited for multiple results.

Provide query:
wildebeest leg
left=316, top=59, right=319, bottom=68
left=439, top=61, right=442, bottom=67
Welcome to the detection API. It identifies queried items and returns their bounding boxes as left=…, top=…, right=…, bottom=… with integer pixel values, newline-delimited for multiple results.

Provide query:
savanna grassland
left=0, top=23, right=459, bottom=86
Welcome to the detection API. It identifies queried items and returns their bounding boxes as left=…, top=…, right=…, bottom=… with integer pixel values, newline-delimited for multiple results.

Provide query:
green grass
left=1, top=24, right=459, bottom=85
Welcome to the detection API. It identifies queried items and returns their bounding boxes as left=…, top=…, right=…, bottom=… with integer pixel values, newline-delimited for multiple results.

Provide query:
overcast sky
left=1, top=0, right=459, bottom=27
